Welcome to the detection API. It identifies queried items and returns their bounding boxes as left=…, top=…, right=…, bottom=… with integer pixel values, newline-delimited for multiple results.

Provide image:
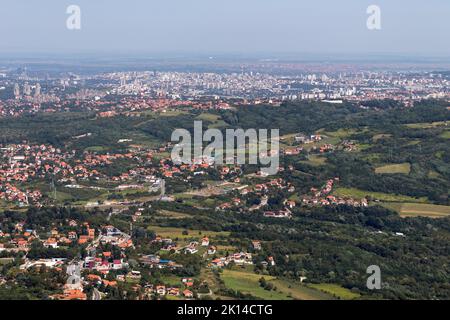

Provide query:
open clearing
left=221, top=270, right=333, bottom=300
left=307, top=283, right=360, bottom=300
left=375, top=163, right=411, bottom=174
left=221, top=270, right=291, bottom=300
left=156, top=210, right=192, bottom=219
left=440, top=131, right=450, bottom=139
left=372, top=133, right=392, bottom=141
left=405, top=121, right=449, bottom=129
left=147, top=225, right=230, bottom=239
left=333, top=187, right=427, bottom=203
left=0, top=258, right=15, bottom=265
left=382, top=202, right=450, bottom=218
left=270, top=279, right=334, bottom=300
left=300, top=155, right=327, bottom=166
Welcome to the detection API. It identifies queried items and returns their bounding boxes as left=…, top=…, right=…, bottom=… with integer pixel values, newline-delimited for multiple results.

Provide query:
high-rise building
left=23, top=82, right=31, bottom=96
left=13, top=83, right=20, bottom=99
left=34, top=83, right=41, bottom=97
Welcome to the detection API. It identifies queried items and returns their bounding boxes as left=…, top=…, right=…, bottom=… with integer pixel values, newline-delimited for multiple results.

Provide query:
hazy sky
left=0, top=0, right=449, bottom=56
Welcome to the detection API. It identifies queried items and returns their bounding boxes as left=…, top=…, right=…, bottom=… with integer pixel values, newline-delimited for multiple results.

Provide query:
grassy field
left=307, top=283, right=360, bottom=300
left=195, top=113, right=227, bottom=129
left=300, top=155, right=327, bottom=167
left=160, top=275, right=184, bottom=286
left=0, top=258, right=15, bottom=265
left=324, top=128, right=362, bottom=139
left=220, top=270, right=335, bottom=300
left=270, top=279, right=334, bottom=300
left=372, top=133, right=392, bottom=141
left=405, top=121, right=449, bottom=129
left=375, top=163, right=411, bottom=174
left=84, top=146, right=109, bottom=152
left=147, top=225, right=230, bottom=239
left=158, top=110, right=189, bottom=117
left=157, top=210, right=192, bottom=220
left=440, top=131, right=450, bottom=139
left=333, top=187, right=427, bottom=203
left=196, top=113, right=221, bottom=122
left=382, top=202, right=450, bottom=218
left=221, top=270, right=292, bottom=300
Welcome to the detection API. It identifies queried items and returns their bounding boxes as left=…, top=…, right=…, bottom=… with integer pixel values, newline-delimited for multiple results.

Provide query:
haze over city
left=0, top=0, right=449, bottom=57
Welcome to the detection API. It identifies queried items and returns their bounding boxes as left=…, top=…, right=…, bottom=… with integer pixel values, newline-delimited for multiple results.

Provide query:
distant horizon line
left=0, top=51, right=449, bottom=60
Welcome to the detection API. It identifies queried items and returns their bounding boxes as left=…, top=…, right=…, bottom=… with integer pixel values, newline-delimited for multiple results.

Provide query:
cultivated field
left=333, top=187, right=427, bottom=203
left=375, top=163, right=411, bottom=174
left=307, top=283, right=361, bottom=300
left=221, top=269, right=291, bottom=300
left=221, top=269, right=335, bottom=300
left=382, top=202, right=450, bottom=218
left=147, top=225, right=230, bottom=239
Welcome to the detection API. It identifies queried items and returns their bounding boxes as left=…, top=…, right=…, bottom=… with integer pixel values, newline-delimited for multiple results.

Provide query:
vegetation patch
left=270, top=279, right=334, bottom=300
left=307, top=283, right=360, bottom=300
left=300, top=155, right=327, bottom=167
left=375, top=163, right=411, bottom=174
left=333, top=187, right=427, bottom=203
left=221, top=269, right=291, bottom=300
left=382, top=202, right=450, bottom=218
left=440, top=131, right=450, bottom=139
left=147, top=225, right=230, bottom=239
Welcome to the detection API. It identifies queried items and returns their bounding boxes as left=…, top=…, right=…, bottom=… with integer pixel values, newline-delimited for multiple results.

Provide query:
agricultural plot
left=405, top=121, right=449, bottom=129
left=221, top=270, right=292, bottom=300
left=307, top=283, right=361, bottom=300
left=333, top=187, right=427, bottom=203
left=375, top=163, right=411, bottom=174
left=382, top=203, right=450, bottom=218
left=300, top=155, right=327, bottom=167
left=372, top=133, right=392, bottom=141
left=440, top=131, right=450, bottom=139
left=147, top=225, right=230, bottom=239
left=0, top=258, right=15, bottom=265
left=221, top=270, right=336, bottom=300
left=270, top=279, right=335, bottom=300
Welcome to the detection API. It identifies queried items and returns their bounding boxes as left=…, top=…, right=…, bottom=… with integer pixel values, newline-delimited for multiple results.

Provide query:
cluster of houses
left=0, top=140, right=175, bottom=207
left=295, top=133, right=323, bottom=144
left=210, top=252, right=254, bottom=268
left=158, top=157, right=215, bottom=179
left=139, top=254, right=182, bottom=270
left=0, top=144, right=76, bottom=205
left=0, top=144, right=76, bottom=183
left=217, top=178, right=295, bottom=213
left=0, top=183, right=42, bottom=206
left=83, top=255, right=128, bottom=274
left=0, top=143, right=137, bottom=206
left=263, top=208, right=293, bottom=219
left=302, top=178, right=368, bottom=207
left=141, top=277, right=199, bottom=299
left=311, top=144, right=335, bottom=154
left=0, top=220, right=98, bottom=253
left=340, top=140, right=358, bottom=152
left=284, top=147, right=303, bottom=156
left=98, top=225, right=134, bottom=249
left=149, top=235, right=214, bottom=257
